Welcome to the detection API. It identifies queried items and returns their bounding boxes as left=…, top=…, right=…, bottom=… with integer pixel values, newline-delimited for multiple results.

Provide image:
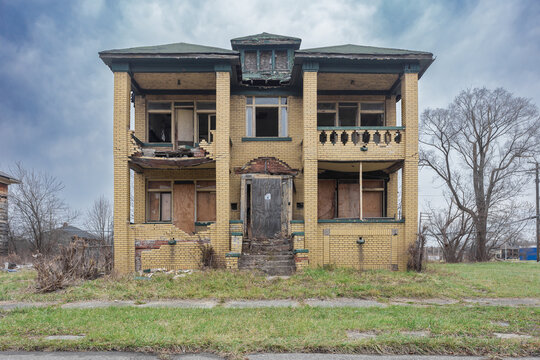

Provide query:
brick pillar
left=302, top=67, right=320, bottom=266
left=400, top=71, right=419, bottom=270
left=133, top=95, right=146, bottom=225
left=214, top=71, right=231, bottom=264
left=113, top=71, right=133, bottom=274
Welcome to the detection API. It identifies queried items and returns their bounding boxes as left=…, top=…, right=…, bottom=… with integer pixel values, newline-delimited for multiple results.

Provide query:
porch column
left=302, top=63, right=320, bottom=266
left=400, top=65, right=419, bottom=270
left=214, top=68, right=231, bottom=264
left=113, top=71, right=133, bottom=274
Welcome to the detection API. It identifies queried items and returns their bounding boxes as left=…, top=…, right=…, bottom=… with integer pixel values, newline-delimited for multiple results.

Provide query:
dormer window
left=242, top=50, right=290, bottom=74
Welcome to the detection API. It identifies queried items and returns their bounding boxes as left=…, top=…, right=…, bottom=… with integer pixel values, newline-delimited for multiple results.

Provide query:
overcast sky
left=1, top=0, right=539, bottom=229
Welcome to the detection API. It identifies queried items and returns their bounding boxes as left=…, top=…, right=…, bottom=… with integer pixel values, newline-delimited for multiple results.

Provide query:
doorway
left=241, top=174, right=292, bottom=239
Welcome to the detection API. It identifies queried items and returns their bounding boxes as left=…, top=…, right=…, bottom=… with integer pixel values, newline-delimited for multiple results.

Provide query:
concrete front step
left=239, top=238, right=296, bottom=275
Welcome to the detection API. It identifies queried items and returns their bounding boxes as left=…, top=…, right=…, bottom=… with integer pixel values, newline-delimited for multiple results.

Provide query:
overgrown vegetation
left=199, top=243, right=218, bottom=269
left=33, top=240, right=112, bottom=292
left=0, top=306, right=538, bottom=357
left=1, top=262, right=538, bottom=302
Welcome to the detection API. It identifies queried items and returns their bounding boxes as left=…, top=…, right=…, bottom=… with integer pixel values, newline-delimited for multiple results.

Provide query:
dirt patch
left=400, top=330, right=430, bottom=337
left=494, top=332, right=533, bottom=339
left=346, top=330, right=377, bottom=340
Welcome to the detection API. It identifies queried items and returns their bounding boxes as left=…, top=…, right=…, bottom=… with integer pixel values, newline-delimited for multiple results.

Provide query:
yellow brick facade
left=110, top=69, right=421, bottom=273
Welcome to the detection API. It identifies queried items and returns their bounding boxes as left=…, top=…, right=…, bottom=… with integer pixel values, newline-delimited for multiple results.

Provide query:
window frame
left=146, top=180, right=173, bottom=222
left=147, top=101, right=173, bottom=144
left=145, top=179, right=217, bottom=224
left=241, top=49, right=291, bottom=73
left=146, top=100, right=216, bottom=144
left=245, top=96, right=288, bottom=137
left=317, top=101, right=386, bottom=127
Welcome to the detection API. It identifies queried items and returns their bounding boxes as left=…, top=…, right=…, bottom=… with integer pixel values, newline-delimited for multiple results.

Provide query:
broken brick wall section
left=135, top=239, right=209, bottom=271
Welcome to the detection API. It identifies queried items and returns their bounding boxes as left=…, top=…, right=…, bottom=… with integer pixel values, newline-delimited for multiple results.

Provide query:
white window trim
left=245, top=96, right=288, bottom=137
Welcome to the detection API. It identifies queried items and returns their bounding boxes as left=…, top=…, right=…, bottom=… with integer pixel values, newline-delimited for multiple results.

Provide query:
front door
left=250, top=177, right=283, bottom=239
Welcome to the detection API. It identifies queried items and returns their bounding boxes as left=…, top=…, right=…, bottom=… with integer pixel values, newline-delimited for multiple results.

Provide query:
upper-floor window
left=146, top=101, right=216, bottom=144
left=245, top=97, right=288, bottom=137
left=317, top=102, right=385, bottom=127
left=243, top=50, right=290, bottom=73
left=148, top=102, right=172, bottom=143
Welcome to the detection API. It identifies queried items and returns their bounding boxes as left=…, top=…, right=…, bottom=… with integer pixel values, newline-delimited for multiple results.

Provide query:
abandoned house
left=0, top=171, right=20, bottom=257
left=99, top=33, right=434, bottom=275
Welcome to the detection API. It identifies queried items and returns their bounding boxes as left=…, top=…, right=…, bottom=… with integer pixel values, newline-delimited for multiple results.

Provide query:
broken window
left=245, top=96, right=288, bottom=137
left=317, top=103, right=336, bottom=127
left=338, top=103, right=358, bottom=127
left=196, top=102, right=216, bottom=143
left=147, top=181, right=172, bottom=222
left=360, top=103, right=385, bottom=126
left=148, top=102, right=172, bottom=143
left=317, top=101, right=385, bottom=128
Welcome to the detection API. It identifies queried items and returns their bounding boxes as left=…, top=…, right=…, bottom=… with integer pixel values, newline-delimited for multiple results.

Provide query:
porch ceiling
left=133, top=72, right=216, bottom=90
left=317, top=73, right=398, bottom=91
left=318, top=161, right=402, bottom=173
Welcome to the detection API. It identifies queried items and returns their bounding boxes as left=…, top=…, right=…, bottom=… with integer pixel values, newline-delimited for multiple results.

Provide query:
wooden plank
left=148, top=193, right=160, bottom=221
left=173, top=182, right=195, bottom=233
left=251, top=177, right=282, bottom=239
left=338, top=182, right=360, bottom=218
left=317, top=179, right=336, bottom=219
left=362, top=191, right=383, bottom=218
left=197, top=191, right=216, bottom=221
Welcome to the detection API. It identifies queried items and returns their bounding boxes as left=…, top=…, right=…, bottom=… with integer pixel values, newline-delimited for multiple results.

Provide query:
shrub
left=33, top=240, right=112, bottom=292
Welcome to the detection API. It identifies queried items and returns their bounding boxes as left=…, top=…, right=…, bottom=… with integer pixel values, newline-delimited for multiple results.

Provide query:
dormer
left=231, top=32, right=301, bottom=85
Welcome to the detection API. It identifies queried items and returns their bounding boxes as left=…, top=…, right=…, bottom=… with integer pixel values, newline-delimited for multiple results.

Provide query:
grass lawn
left=0, top=262, right=539, bottom=302
left=0, top=305, right=538, bottom=358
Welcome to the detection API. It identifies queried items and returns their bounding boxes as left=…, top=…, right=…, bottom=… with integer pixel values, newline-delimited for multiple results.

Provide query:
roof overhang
left=0, top=174, right=20, bottom=185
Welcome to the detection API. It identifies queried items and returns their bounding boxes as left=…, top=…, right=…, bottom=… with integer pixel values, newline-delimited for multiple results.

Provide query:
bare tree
left=9, top=163, right=76, bottom=254
left=426, top=200, right=473, bottom=263
left=85, top=195, right=113, bottom=245
left=421, top=88, right=540, bottom=261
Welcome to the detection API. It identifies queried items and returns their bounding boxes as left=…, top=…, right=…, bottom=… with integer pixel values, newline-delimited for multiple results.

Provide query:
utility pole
left=536, top=162, right=539, bottom=262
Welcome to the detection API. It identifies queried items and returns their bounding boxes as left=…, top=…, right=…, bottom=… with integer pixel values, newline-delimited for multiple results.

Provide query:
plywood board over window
left=338, top=181, right=360, bottom=218
left=362, top=180, right=384, bottom=218
left=173, top=182, right=195, bottom=233
left=196, top=180, right=216, bottom=222
left=318, top=179, right=336, bottom=219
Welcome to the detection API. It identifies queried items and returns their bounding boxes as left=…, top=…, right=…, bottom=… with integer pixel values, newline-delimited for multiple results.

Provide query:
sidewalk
left=1, top=297, right=539, bottom=310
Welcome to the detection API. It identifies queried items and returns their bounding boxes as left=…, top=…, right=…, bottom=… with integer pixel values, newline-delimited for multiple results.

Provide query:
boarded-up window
left=317, top=180, right=336, bottom=219
left=244, top=51, right=257, bottom=73
left=147, top=181, right=172, bottom=222
left=173, top=182, right=195, bottom=233
left=196, top=181, right=216, bottom=222
left=259, top=51, right=272, bottom=71
left=275, top=50, right=288, bottom=70
left=362, top=180, right=384, bottom=218
left=338, top=181, right=360, bottom=218
left=317, top=178, right=386, bottom=219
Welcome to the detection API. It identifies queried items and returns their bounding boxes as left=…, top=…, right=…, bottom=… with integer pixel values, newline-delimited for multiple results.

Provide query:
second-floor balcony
left=317, top=126, right=405, bottom=161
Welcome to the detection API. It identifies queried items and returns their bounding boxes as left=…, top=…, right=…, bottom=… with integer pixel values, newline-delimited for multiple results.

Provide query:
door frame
left=240, top=174, right=293, bottom=238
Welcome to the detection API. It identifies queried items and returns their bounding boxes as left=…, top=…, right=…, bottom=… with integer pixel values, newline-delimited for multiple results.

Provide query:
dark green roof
left=231, top=32, right=301, bottom=42
left=298, top=44, right=432, bottom=56
left=231, top=32, right=301, bottom=50
left=100, top=42, right=236, bottom=55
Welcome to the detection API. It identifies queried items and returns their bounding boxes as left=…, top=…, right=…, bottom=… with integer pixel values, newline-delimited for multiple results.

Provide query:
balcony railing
left=317, top=126, right=405, bottom=160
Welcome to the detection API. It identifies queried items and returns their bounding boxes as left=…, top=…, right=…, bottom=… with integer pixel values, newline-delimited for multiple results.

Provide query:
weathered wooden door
left=250, top=177, right=283, bottom=239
